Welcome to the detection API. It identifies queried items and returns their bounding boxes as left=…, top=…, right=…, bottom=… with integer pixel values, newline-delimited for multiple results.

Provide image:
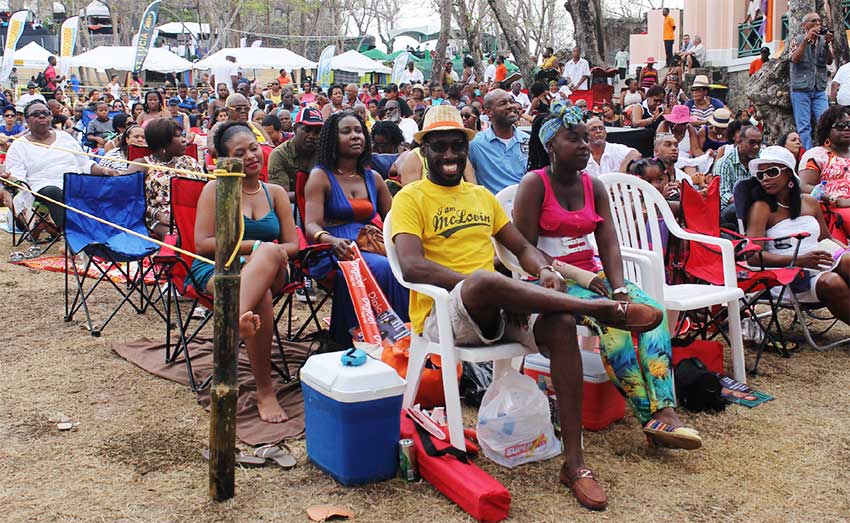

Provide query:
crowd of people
left=2, top=12, right=850, bottom=511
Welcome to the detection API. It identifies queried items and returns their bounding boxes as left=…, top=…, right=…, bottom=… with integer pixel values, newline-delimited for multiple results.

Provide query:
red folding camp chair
left=127, top=145, right=152, bottom=162
left=158, top=177, right=299, bottom=390
left=679, top=178, right=806, bottom=374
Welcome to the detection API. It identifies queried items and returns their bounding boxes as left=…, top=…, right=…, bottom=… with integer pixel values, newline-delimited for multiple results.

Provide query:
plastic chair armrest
left=621, top=247, right=665, bottom=302
left=405, top=281, right=451, bottom=308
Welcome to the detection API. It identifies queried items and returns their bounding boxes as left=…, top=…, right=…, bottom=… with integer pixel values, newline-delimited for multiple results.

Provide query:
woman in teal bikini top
left=193, top=122, right=300, bottom=424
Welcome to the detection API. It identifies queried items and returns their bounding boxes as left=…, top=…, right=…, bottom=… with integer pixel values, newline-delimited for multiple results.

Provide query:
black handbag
left=674, top=357, right=727, bottom=412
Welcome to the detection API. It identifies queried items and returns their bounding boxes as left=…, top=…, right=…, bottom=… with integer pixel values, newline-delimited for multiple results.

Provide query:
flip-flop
left=254, top=444, right=297, bottom=469
left=643, top=420, right=703, bottom=450
left=201, top=447, right=267, bottom=468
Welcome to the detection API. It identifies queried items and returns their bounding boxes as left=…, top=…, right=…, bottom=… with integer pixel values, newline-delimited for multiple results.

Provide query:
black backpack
left=35, top=70, right=48, bottom=89
left=674, top=357, right=726, bottom=412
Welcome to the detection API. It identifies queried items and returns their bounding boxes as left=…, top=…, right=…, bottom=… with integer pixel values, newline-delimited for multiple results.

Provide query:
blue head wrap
left=538, top=99, right=584, bottom=152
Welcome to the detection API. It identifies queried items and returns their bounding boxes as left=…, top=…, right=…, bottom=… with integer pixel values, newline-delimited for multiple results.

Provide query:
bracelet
left=313, top=230, right=330, bottom=242
left=538, top=265, right=565, bottom=281
left=251, top=240, right=261, bottom=253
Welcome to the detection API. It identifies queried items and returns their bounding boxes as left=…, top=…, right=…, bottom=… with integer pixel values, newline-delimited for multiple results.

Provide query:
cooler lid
left=524, top=351, right=610, bottom=383
left=301, top=351, right=407, bottom=403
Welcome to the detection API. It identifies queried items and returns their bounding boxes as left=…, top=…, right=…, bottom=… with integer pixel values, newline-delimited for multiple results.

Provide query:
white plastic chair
left=599, top=173, right=747, bottom=383
left=493, top=184, right=664, bottom=304
left=384, top=211, right=534, bottom=452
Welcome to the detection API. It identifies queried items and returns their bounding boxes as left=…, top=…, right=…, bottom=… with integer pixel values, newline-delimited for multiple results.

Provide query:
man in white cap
left=391, top=104, right=664, bottom=513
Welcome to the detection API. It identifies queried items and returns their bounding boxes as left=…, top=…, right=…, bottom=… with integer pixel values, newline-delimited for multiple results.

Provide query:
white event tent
left=70, top=46, right=194, bottom=73
left=330, top=50, right=391, bottom=74
left=195, top=47, right=316, bottom=71
left=12, top=42, right=53, bottom=69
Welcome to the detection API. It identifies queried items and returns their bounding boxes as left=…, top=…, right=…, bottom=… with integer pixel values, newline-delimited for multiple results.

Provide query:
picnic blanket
left=12, top=255, right=157, bottom=285
left=113, top=337, right=309, bottom=445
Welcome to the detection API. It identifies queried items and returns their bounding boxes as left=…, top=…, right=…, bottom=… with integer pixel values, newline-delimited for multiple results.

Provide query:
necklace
left=335, top=168, right=358, bottom=178
left=242, top=182, right=262, bottom=195
left=776, top=201, right=790, bottom=209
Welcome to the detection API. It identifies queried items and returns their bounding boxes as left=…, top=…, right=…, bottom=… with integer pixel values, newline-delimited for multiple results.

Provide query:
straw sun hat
left=413, top=104, right=477, bottom=143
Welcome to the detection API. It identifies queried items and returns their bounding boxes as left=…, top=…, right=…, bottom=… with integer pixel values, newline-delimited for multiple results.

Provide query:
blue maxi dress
left=309, top=166, right=410, bottom=345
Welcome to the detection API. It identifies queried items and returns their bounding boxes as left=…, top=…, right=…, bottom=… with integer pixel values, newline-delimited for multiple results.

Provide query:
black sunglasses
left=426, top=141, right=468, bottom=153
left=833, top=121, right=850, bottom=130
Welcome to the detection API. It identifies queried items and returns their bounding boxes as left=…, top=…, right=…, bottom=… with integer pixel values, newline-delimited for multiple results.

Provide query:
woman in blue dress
left=193, top=122, right=300, bottom=423
left=304, top=110, right=409, bottom=345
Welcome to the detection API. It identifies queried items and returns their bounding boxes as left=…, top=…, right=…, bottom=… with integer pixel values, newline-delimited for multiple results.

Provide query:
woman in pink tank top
left=513, top=106, right=701, bottom=452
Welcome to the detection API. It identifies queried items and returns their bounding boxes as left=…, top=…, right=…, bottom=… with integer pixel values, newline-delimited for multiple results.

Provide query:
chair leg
left=727, top=299, right=746, bottom=384
left=402, top=340, right=429, bottom=409
left=441, top=351, right=466, bottom=452
left=492, top=359, right=513, bottom=382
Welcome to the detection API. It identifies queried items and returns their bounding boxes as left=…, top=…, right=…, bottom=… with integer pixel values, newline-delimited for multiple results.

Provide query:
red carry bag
left=400, top=412, right=511, bottom=523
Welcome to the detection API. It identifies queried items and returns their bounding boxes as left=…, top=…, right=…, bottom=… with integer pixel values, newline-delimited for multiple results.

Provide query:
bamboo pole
left=208, top=158, right=243, bottom=501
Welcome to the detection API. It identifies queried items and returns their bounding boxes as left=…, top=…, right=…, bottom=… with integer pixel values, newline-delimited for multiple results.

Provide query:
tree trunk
left=563, top=0, right=606, bottom=66
left=432, top=0, right=452, bottom=82
left=827, top=0, right=850, bottom=64
left=486, top=0, right=535, bottom=85
left=453, top=0, right=485, bottom=82
left=746, top=0, right=821, bottom=142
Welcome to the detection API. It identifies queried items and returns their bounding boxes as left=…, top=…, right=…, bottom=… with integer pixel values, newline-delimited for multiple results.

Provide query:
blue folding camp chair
left=63, top=171, right=166, bottom=336
left=77, top=109, right=124, bottom=150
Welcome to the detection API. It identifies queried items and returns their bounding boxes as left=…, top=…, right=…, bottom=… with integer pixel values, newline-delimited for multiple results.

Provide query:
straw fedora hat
left=707, top=108, right=732, bottom=128
left=691, top=75, right=711, bottom=89
left=414, top=104, right=477, bottom=143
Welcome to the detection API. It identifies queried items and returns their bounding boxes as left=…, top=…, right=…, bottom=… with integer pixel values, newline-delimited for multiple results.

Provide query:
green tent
left=362, top=48, right=391, bottom=61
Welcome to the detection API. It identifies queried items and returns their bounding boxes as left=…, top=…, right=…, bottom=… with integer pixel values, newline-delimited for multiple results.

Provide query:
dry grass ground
left=1, top=239, right=850, bottom=523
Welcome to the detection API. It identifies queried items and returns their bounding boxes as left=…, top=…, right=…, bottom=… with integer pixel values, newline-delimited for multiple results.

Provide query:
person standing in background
left=790, top=12, right=833, bottom=150
left=614, top=46, right=630, bottom=82
left=663, top=7, right=676, bottom=67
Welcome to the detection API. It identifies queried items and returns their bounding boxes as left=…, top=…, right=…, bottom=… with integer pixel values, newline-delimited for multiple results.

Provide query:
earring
left=789, top=181, right=794, bottom=188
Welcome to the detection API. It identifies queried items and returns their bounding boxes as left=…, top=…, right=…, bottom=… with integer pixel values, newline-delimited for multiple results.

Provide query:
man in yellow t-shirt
left=390, top=104, right=663, bottom=512
left=663, top=7, right=676, bottom=67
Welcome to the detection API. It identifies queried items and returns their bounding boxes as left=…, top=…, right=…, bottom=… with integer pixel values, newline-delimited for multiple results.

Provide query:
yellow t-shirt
left=541, top=56, right=558, bottom=70
left=391, top=178, right=510, bottom=333
left=663, top=15, right=676, bottom=41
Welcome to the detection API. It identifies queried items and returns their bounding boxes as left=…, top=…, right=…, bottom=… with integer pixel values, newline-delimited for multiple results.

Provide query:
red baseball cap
left=295, top=107, right=324, bottom=126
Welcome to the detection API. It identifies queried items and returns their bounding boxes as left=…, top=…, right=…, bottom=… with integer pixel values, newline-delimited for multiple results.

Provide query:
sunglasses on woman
left=833, top=121, right=850, bottom=130
left=754, top=166, right=787, bottom=181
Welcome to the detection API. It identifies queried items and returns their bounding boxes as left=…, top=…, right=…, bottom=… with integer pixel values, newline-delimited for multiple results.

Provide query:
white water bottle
left=811, top=180, right=828, bottom=201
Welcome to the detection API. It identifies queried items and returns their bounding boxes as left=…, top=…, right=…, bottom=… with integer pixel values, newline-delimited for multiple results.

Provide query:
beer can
left=399, top=438, right=418, bottom=481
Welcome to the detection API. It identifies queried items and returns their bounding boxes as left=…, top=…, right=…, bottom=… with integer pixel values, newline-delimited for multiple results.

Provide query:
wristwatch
left=538, top=265, right=565, bottom=281
left=611, top=286, right=629, bottom=297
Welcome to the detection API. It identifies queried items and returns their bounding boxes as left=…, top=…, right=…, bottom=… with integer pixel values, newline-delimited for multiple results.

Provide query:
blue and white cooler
left=301, top=350, right=407, bottom=485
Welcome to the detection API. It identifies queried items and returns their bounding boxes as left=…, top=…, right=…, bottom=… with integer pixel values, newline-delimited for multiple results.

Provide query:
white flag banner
left=58, top=16, right=80, bottom=77
left=390, top=52, right=409, bottom=85
left=0, top=10, right=28, bottom=82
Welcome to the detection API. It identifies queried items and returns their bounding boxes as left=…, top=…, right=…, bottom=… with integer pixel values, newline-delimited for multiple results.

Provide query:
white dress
left=765, top=215, right=836, bottom=303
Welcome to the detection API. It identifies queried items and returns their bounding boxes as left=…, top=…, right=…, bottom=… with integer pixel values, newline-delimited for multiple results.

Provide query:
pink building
left=628, top=1, right=791, bottom=74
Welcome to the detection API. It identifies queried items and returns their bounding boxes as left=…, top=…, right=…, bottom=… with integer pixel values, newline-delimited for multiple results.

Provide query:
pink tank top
left=534, top=168, right=603, bottom=272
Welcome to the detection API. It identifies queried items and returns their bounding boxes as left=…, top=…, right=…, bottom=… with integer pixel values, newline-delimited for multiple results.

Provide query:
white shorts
left=423, top=279, right=538, bottom=350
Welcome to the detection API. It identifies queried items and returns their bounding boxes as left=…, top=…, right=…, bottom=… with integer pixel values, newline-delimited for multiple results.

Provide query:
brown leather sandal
left=560, top=464, right=608, bottom=511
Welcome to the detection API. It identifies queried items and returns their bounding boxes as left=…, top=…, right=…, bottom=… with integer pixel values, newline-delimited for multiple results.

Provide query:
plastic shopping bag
left=476, top=368, right=561, bottom=468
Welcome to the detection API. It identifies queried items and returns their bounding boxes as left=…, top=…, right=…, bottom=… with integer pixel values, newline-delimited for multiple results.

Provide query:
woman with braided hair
left=304, top=110, right=409, bottom=345
left=514, top=101, right=701, bottom=451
